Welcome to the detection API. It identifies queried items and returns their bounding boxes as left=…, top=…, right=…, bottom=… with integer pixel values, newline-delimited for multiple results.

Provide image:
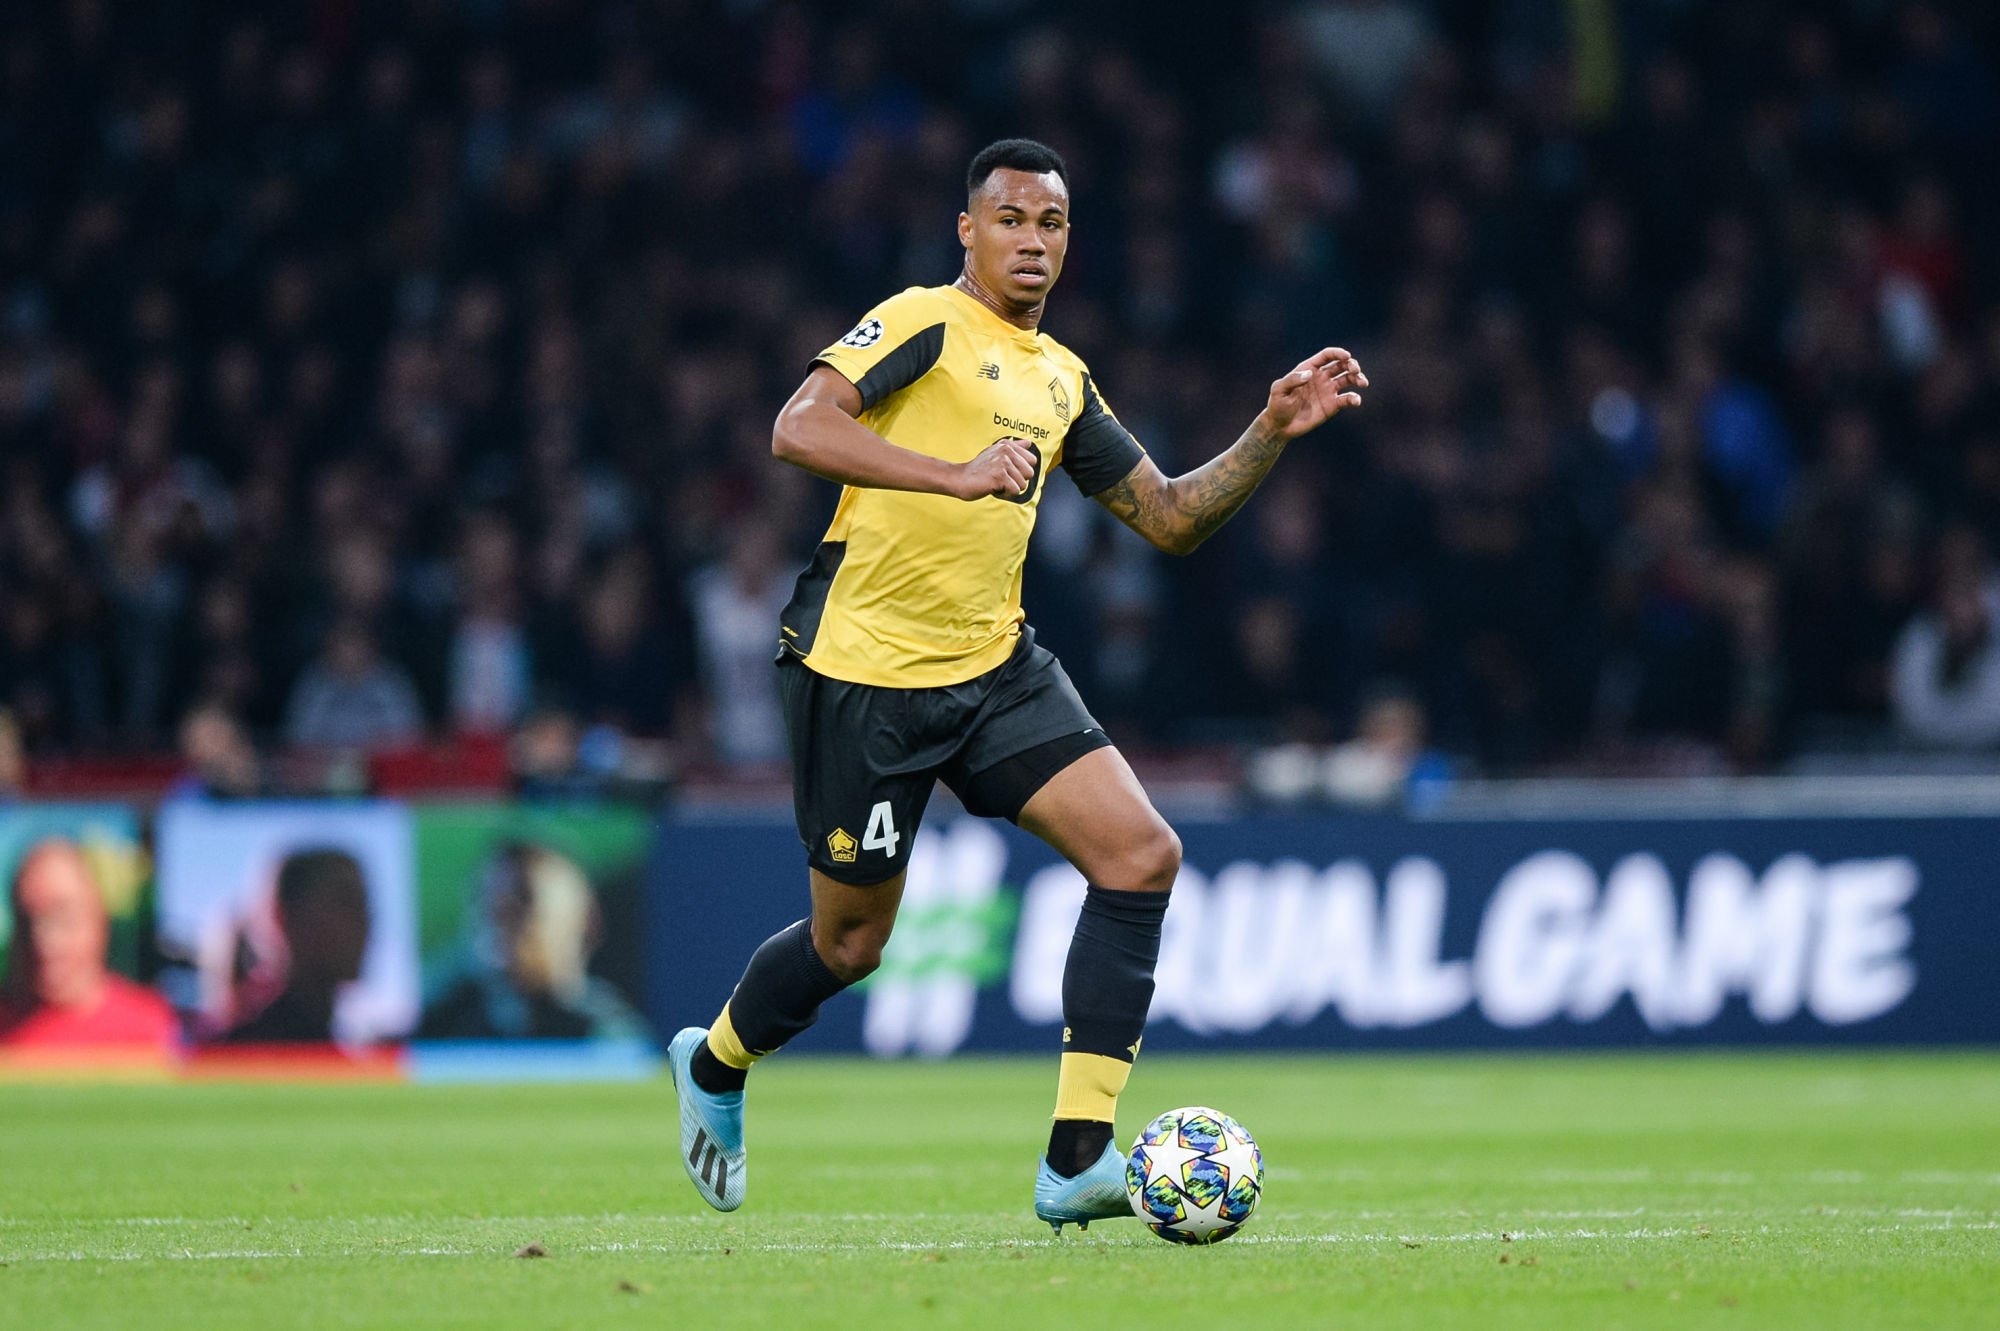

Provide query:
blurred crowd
left=3, top=0, right=2000, bottom=783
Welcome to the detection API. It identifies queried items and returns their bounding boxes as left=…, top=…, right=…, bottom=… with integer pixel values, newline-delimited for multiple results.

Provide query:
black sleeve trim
left=814, top=322, right=947, bottom=411
left=1059, top=372, right=1146, bottom=496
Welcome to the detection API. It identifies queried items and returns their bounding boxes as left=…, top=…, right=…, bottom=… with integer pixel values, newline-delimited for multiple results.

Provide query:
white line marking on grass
left=10, top=1210, right=1996, bottom=1265
left=1177, top=1166, right=2000, bottom=1190
left=1899, top=1171, right=2000, bottom=1186
left=0, top=1225, right=1731, bottom=1263
left=1892, top=1208, right=1992, bottom=1218
left=1274, top=1166, right=1669, bottom=1185
left=19, top=1249, right=311, bottom=1262
left=1233, top=1227, right=1704, bottom=1247
left=15, top=1202, right=1996, bottom=1236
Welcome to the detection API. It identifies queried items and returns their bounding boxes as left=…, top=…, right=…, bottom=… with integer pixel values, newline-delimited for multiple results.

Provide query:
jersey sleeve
left=811, top=289, right=949, bottom=412
left=1059, top=372, right=1147, bottom=496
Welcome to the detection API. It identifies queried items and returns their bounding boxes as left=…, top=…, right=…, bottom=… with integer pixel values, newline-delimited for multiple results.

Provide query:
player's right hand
left=956, top=437, right=1037, bottom=500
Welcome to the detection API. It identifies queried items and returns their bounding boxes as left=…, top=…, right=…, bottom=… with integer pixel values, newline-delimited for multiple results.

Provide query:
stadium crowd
left=3, top=0, right=2000, bottom=785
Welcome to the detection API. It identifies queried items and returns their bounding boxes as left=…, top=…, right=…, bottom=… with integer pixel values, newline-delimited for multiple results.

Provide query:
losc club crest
left=1048, top=375, right=1071, bottom=422
left=839, top=318, right=884, bottom=349
left=827, top=827, right=858, bottom=862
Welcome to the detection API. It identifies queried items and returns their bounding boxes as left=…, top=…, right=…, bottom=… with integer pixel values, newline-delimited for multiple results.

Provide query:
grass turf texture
left=3, top=1052, right=1997, bottom=1330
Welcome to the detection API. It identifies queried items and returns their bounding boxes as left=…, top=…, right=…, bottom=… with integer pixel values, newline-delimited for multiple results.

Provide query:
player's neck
left=954, top=272, right=1042, bottom=331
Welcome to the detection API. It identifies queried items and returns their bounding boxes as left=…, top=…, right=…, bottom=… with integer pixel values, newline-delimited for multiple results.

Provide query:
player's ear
left=958, top=211, right=973, bottom=250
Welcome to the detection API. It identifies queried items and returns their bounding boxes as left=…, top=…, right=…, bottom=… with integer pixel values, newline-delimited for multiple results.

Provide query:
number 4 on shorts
left=863, top=800, right=900, bottom=857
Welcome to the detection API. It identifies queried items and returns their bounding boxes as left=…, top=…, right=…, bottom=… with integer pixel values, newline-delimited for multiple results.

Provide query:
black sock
left=690, top=1042, right=745, bottom=1094
left=1048, top=1120, right=1116, bottom=1178
left=1047, top=886, right=1168, bottom=1177
left=1062, top=886, right=1167, bottom=1061
left=690, top=919, right=847, bottom=1096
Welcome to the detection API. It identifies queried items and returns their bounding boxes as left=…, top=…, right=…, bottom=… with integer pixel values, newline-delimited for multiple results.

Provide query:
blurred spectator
left=558, top=553, right=677, bottom=736
left=1243, top=685, right=1452, bottom=808
left=510, top=704, right=673, bottom=800
left=1781, top=410, right=1922, bottom=720
left=1295, top=0, right=1435, bottom=123
left=511, top=706, right=589, bottom=799
left=0, top=710, right=24, bottom=800
left=1, top=3, right=1998, bottom=777
left=418, top=842, right=645, bottom=1041
left=0, top=839, right=178, bottom=1050
left=177, top=578, right=278, bottom=732
left=448, top=513, right=532, bottom=734
left=1321, top=687, right=1452, bottom=808
left=688, top=526, right=792, bottom=764
left=221, top=848, right=371, bottom=1044
left=1890, top=529, right=2000, bottom=749
left=1713, top=558, right=1788, bottom=769
left=169, top=702, right=264, bottom=800
left=284, top=621, right=425, bottom=751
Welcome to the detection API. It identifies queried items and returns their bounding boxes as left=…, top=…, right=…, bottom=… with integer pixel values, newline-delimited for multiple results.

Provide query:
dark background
left=4, top=0, right=1999, bottom=781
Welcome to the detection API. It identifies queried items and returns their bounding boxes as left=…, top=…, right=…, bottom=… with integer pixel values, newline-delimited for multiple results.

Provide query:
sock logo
left=826, top=827, right=858, bottom=863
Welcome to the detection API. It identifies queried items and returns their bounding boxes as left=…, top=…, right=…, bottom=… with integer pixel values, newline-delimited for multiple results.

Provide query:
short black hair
left=966, top=138, right=1068, bottom=198
left=277, top=847, right=367, bottom=913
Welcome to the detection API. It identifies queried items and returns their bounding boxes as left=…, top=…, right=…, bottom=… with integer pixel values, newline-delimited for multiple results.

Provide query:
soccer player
left=668, top=138, right=1367, bottom=1229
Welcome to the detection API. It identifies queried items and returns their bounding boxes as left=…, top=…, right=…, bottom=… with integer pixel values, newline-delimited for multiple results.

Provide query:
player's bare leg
left=805, top=868, right=907, bottom=983
left=1018, top=747, right=1180, bottom=894
left=670, top=868, right=906, bottom=1211
left=1016, top=746, right=1179, bottom=1229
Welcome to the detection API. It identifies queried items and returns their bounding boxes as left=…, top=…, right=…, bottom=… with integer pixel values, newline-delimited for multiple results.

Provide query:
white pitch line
left=0, top=1210, right=1592, bottom=1228
left=3, top=1221, right=1990, bottom=1264
left=1272, top=1167, right=2000, bottom=1187
left=7, top=1203, right=1994, bottom=1234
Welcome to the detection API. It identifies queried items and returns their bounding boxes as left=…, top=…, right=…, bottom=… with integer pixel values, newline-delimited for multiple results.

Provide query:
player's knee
left=818, top=919, right=892, bottom=983
left=1119, top=821, right=1180, bottom=894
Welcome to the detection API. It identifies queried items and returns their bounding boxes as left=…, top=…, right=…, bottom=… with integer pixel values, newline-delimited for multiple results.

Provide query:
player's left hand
left=1259, top=347, right=1367, bottom=441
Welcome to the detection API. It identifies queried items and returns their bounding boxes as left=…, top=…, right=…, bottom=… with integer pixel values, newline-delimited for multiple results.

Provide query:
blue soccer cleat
left=1034, top=1140, right=1134, bottom=1233
left=668, top=1027, right=747, bottom=1212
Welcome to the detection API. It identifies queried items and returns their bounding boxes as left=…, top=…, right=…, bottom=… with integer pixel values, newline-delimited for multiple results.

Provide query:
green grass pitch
left=4, top=1051, right=1997, bottom=1329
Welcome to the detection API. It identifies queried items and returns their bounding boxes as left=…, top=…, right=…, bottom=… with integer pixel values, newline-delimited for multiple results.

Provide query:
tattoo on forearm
left=1173, top=425, right=1288, bottom=544
left=1098, top=425, right=1287, bottom=553
left=1095, top=473, right=1163, bottom=537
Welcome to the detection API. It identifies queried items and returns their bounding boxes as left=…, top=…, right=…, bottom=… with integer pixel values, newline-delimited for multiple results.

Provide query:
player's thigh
left=779, top=659, right=935, bottom=886
left=1016, top=746, right=1181, bottom=893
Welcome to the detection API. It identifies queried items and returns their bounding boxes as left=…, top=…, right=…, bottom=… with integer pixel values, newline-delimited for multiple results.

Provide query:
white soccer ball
left=1125, top=1106, right=1263, bottom=1244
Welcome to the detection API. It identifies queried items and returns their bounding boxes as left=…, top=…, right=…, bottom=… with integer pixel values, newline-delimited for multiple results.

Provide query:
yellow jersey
left=778, top=283, right=1145, bottom=688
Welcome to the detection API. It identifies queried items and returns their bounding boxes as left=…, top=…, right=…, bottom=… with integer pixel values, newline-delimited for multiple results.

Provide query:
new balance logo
left=977, top=362, right=1000, bottom=380
left=688, top=1128, right=729, bottom=1196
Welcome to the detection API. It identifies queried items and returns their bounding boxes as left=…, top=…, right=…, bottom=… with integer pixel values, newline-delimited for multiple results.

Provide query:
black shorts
left=778, top=630, right=1111, bottom=885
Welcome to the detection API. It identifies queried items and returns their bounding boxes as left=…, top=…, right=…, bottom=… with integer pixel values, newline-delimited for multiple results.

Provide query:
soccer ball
left=1125, top=1106, right=1263, bottom=1244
